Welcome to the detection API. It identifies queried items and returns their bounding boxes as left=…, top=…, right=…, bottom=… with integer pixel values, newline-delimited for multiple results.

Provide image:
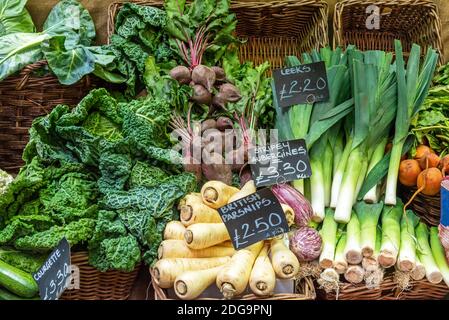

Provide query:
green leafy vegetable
left=0, top=0, right=35, bottom=35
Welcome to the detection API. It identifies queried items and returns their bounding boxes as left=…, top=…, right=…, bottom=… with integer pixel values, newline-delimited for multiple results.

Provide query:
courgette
left=0, top=287, right=39, bottom=300
left=0, top=259, right=38, bottom=298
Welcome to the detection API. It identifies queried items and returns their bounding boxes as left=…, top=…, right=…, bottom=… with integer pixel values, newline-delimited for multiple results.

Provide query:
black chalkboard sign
left=33, top=238, right=71, bottom=300
left=249, top=139, right=312, bottom=188
left=273, top=61, right=329, bottom=108
left=218, top=188, right=289, bottom=250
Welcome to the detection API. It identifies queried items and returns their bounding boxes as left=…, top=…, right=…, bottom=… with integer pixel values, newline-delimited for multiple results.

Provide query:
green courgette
left=0, top=287, right=40, bottom=300
left=0, top=259, right=38, bottom=298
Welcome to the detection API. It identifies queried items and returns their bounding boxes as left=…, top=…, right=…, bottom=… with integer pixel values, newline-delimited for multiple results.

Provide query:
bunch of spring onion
left=317, top=199, right=449, bottom=289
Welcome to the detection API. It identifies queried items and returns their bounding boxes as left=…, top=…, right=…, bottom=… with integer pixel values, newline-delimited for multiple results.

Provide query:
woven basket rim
left=107, top=0, right=329, bottom=45
left=333, top=0, right=444, bottom=64
left=149, top=268, right=316, bottom=300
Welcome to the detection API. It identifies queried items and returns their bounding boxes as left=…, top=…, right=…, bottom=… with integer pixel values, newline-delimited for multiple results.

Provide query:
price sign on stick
left=33, top=238, right=71, bottom=300
left=250, top=139, right=312, bottom=188
left=273, top=61, right=330, bottom=108
left=218, top=188, right=289, bottom=250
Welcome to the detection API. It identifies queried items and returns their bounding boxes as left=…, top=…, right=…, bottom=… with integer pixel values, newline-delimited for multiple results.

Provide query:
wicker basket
left=399, top=184, right=440, bottom=227
left=107, top=0, right=329, bottom=71
left=0, top=61, right=93, bottom=174
left=318, top=274, right=449, bottom=300
left=61, top=251, right=141, bottom=300
left=150, top=269, right=315, bottom=300
left=333, top=0, right=444, bottom=64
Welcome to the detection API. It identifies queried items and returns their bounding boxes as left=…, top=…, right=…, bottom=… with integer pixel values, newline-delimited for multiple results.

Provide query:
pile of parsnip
left=152, top=180, right=300, bottom=300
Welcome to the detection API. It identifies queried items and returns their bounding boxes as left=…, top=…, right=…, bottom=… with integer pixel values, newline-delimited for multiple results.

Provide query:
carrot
left=418, top=153, right=440, bottom=170
left=228, top=180, right=256, bottom=204
left=152, top=257, right=231, bottom=289
left=404, top=168, right=443, bottom=214
left=201, top=181, right=239, bottom=208
left=158, top=240, right=235, bottom=259
left=249, top=244, right=276, bottom=297
left=216, top=242, right=264, bottom=299
left=179, top=194, right=222, bottom=226
left=174, top=266, right=223, bottom=300
left=270, top=237, right=300, bottom=279
left=164, top=221, right=186, bottom=240
left=185, top=223, right=231, bottom=249
left=398, top=160, right=421, bottom=187
left=281, top=204, right=295, bottom=227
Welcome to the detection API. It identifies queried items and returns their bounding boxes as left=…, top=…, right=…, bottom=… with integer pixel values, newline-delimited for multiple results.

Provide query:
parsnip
left=270, top=237, right=300, bottom=279
left=217, top=242, right=264, bottom=299
left=281, top=204, right=295, bottom=227
left=175, top=266, right=223, bottom=300
left=163, top=221, right=186, bottom=240
left=228, top=181, right=256, bottom=203
left=158, top=240, right=235, bottom=259
left=153, top=257, right=230, bottom=288
left=201, top=181, right=239, bottom=208
left=185, top=223, right=231, bottom=249
left=180, top=194, right=222, bottom=226
left=178, top=193, right=202, bottom=208
left=249, top=244, right=276, bottom=296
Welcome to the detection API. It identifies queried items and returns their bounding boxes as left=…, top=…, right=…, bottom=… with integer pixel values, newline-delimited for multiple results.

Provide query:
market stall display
left=1, top=0, right=449, bottom=302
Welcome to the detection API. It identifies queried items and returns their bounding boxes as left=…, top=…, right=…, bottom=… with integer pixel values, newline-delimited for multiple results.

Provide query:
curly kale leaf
left=101, top=173, right=196, bottom=265
left=14, top=218, right=96, bottom=251
left=0, top=248, right=47, bottom=273
left=121, top=97, right=171, bottom=150
left=129, top=161, right=168, bottom=189
left=0, top=215, right=54, bottom=246
left=88, top=210, right=141, bottom=272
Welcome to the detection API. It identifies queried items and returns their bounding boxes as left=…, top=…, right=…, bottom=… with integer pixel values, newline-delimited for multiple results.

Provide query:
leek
left=323, top=142, right=334, bottom=207
left=334, top=49, right=397, bottom=223
left=430, top=227, right=449, bottom=287
left=363, top=138, right=388, bottom=203
left=319, top=208, right=339, bottom=269
left=378, top=202, right=402, bottom=268
left=410, top=256, right=426, bottom=281
left=355, top=201, right=383, bottom=258
left=385, top=41, right=438, bottom=205
left=344, top=212, right=362, bottom=265
left=334, top=232, right=348, bottom=274
left=397, top=210, right=419, bottom=272
left=416, top=223, right=442, bottom=284
left=344, top=265, right=364, bottom=284
left=362, top=228, right=381, bottom=272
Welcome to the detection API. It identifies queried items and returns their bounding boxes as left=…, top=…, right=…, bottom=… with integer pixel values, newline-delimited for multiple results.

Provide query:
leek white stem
left=319, top=209, right=338, bottom=269
left=323, top=143, right=333, bottom=207
left=416, top=223, right=442, bottom=284
left=410, top=257, right=426, bottom=281
left=292, top=180, right=304, bottom=196
left=310, top=159, right=325, bottom=223
left=334, top=233, right=348, bottom=274
left=363, top=139, right=388, bottom=203
left=354, top=159, right=368, bottom=205
left=330, top=139, right=353, bottom=209
left=334, top=149, right=363, bottom=223
left=344, top=212, right=362, bottom=264
left=385, top=140, right=405, bottom=206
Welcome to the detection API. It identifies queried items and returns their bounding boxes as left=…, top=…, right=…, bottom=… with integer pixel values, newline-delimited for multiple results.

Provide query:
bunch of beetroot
left=171, top=113, right=252, bottom=187
left=169, top=65, right=242, bottom=112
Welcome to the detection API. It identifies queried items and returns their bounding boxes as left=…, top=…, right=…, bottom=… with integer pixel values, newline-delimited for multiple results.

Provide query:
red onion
left=289, top=227, right=322, bottom=262
left=272, top=184, right=313, bottom=227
